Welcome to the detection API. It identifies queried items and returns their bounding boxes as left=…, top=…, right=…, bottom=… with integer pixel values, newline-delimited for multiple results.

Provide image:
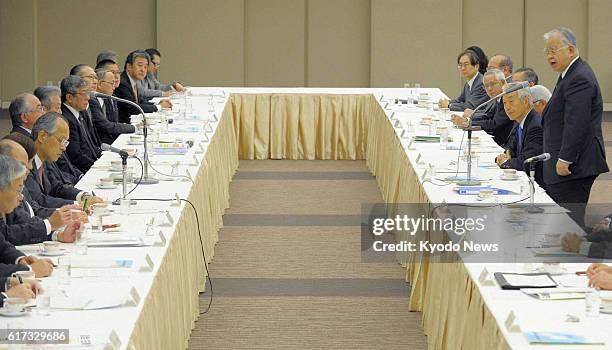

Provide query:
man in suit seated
left=450, top=68, right=514, bottom=147
left=60, top=75, right=101, bottom=172
left=494, top=83, right=544, bottom=186
left=487, top=54, right=513, bottom=81
left=26, top=112, right=103, bottom=208
left=0, top=155, right=54, bottom=278
left=561, top=213, right=612, bottom=257
left=438, top=49, right=488, bottom=111
left=9, top=93, right=44, bottom=137
left=114, top=50, right=172, bottom=124
left=96, top=50, right=118, bottom=67
left=137, top=48, right=186, bottom=100
left=34, top=86, right=83, bottom=184
left=513, top=67, right=539, bottom=87
left=70, top=64, right=102, bottom=148
left=90, top=69, right=139, bottom=145
left=541, top=27, right=608, bottom=228
left=529, top=85, right=552, bottom=115
left=0, top=139, right=82, bottom=245
left=95, top=59, right=121, bottom=90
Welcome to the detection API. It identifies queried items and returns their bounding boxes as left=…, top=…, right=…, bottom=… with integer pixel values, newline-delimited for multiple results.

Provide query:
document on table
left=494, top=272, right=558, bottom=289
left=524, top=331, right=604, bottom=345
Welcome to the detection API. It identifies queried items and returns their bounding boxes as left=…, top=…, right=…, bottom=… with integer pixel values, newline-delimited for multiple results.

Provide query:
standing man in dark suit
left=26, top=112, right=103, bottom=208
left=114, top=50, right=172, bottom=124
left=90, top=69, right=139, bottom=145
left=60, top=75, right=101, bottom=172
left=494, top=83, right=544, bottom=186
left=541, top=27, right=608, bottom=228
left=450, top=68, right=514, bottom=147
left=438, top=49, right=488, bottom=112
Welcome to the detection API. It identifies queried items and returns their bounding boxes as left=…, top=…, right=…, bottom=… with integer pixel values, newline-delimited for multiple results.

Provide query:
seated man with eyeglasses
left=25, top=112, right=103, bottom=209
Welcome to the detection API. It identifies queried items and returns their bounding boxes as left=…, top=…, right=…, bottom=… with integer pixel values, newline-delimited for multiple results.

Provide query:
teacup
left=98, top=177, right=114, bottom=187
left=3, top=298, right=25, bottom=313
left=42, top=241, right=60, bottom=253
left=502, top=169, right=518, bottom=178
left=110, top=160, right=122, bottom=171
left=129, top=135, right=142, bottom=142
left=122, top=148, right=136, bottom=156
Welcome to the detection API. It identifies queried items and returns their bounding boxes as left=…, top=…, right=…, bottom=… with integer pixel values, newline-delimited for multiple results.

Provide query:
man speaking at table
left=541, top=27, right=608, bottom=228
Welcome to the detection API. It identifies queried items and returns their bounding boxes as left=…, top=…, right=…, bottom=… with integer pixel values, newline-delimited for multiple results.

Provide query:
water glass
left=75, top=231, right=88, bottom=255
left=56, top=257, right=71, bottom=285
left=120, top=197, right=131, bottom=216
left=585, top=289, right=601, bottom=317
left=439, top=127, right=449, bottom=150
left=36, top=291, right=51, bottom=316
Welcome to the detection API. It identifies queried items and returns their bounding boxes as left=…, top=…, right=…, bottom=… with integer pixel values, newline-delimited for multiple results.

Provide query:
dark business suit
left=471, top=98, right=514, bottom=147
left=2, top=203, right=52, bottom=245
left=10, top=126, right=82, bottom=185
left=25, top=159, right=79, bottom=208
left=499, top=110, right=544, bottom=187
left=114, top=71, right=158, bottom=124
left=62, top=103, right=101, bottom=172
left=89, top=97, right=136, bottom=145
left=83, top=107, right=101, bottom=148
left=541, top=57, right=609, bottom=227
left=0, top=216, right=29, bottom=277
left=449, top=73, right=488, bottom=111
left=21, top=187, right=55, bottom=219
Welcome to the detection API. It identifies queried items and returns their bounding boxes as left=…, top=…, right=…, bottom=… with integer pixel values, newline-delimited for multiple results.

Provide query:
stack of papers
left=524, top=331, right=604, bottom=345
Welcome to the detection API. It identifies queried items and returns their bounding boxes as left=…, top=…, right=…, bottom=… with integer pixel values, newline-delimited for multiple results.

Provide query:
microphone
left=523, top=153, right=551, bottom=164
left=101, top=143, right=128, bottom=158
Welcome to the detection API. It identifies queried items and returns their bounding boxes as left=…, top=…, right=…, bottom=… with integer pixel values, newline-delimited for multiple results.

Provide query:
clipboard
left=493, top=272, right=558, bottom=290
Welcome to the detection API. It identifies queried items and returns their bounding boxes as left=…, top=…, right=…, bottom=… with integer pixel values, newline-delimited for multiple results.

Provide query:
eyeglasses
left=101, top=80, right=115, bottom=86
left=484, top=82, right=502, bottom=89
left=70, top=91, right=89, bottom=98
left=52, top=135, right=70, bottom=147
left=543, top=46, right=567, bottom=55
left=83, top=74, right=98, bottom=81
left=152, top=62, right=161, bottom=67
left=457, top=63, right=473, bottom=69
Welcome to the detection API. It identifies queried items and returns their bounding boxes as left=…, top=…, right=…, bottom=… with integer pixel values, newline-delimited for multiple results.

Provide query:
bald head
left=0, top=139, right=30, bottom=170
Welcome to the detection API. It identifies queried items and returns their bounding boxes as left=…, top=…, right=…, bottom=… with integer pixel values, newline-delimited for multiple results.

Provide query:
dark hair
left=457, top=50, right=480, bottom=69
left=465, top=46, right=488, bottom=75
left=69, top=64, right=90, bottom=76
left=2, top=132, right=36, bottom=160
left=95, top=59, right=117, bottom=70
left=514, top=67, right=539, bottom=85
left=145, top=48, right=161, bottom=60
left=60, top=75, right=87, bottom=102
left=124, top=50, right=151, bottom=70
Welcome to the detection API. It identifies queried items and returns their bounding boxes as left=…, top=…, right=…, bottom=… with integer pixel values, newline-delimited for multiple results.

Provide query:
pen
left=82, top=197, right=89, bottom=212
left=575, top=271, right=586, bottom=276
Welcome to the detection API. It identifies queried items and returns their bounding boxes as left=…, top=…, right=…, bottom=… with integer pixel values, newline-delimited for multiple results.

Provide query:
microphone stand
left=95, top=92, right=158, bottom=185
left=525, top=161, right=544, bottom=214
left=111, top=152, right=137, bottom=205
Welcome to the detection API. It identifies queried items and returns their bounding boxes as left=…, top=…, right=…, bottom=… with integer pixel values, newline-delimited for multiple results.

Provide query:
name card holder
left=394, top=120, right=402, bottom=128
left=421, top=169, right=428, bottom=182
left=478, top=267, right=495, bottom=286
left=154, top=230, right=167, bottom=247
left=406, top=138, right=416, bottom=150
left=504, top=311, right=521, bottom=333
left=195, top=142, right=205, bottom=154
left=139, top=254, right=155, bottom=273
left=390, top=112, right=397, bottom=120
left=104, top=330, right=121, bottom=350
left=161, top=211, right=174, bottom=227
left=185, top=169, right=194, bottom=182
left=416, top=153, right=425, bottom=164
left=125, top=286, right=142, bottom=306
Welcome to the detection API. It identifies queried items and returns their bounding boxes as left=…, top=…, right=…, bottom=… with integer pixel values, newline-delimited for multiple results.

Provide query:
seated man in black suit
left=9, top=93, right=44, bottom=136
left=512, top=67, right=539, bottom=87
left=96, top=59, right=121, bottom=90
left=437, top=49, right=488, bottom=112
left=0, top=139, right=82, bottom=245
left=70, top=64, right=102, bottom=148
left=487, top=54, right=513, bottom=81
left=494, top=82, right=544, bottom=186
left=561, top=213, right=612, bottom=258
left=34, top=86, right=83, bottom=184
left=60, top=75, right=102, bottom=172
left=529, top=85, right=552, bottom=115
left=114, top=50, right=172, bottom=124
left=0, top=155, right=54, bottom=278
left=90, top=69, right=139, bottom=145
left=27, top=112, right=103, bottom=208
left=450, top=68, right=514, bottom=147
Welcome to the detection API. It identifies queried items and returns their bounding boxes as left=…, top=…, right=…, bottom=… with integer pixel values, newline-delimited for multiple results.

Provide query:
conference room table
left=0, top=87, right=608, bottom=349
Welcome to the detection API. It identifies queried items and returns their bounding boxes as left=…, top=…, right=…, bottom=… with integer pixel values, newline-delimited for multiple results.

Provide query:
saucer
left=0, top=308, right=28, bottom=317
left=500, top=175, right=519, bottom=181
left=96, top=184, right=118, bottom=190
left=40, top=248, right=67, bottom=257
left=126, top=141, right=143, bottom=145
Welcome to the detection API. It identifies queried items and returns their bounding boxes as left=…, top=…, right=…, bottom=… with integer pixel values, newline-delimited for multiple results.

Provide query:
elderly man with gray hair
left=451, top=68, right=514, bottom=146
left=60, top=75, right=101, bottom=172
left=495, top=82, right=544, bottom=186
left=34, top=86, right=83, bottom=184
left=9, top=93, right=44, bottom=136
left=529, top=85, right=552, bottom=115
left=539, top=27, right=608, bottom=230
left=26, top=112, right=104, bottom=209
left=487, top=54, right=513, bottom=81
left=0, top=155, right=54, bottom=278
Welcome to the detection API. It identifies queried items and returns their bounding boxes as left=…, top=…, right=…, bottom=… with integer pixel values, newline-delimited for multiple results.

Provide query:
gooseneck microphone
left=101, top=143, right=128, bottom=158
left=523, top=153, right=551, bottom=164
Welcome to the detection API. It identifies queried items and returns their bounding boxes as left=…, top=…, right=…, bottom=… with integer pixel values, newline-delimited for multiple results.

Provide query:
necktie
left=133, top=83, right=139, bottom=102
left=37, top=165, right=44, bottom=189
left=77, top=115, right=96, bottom=155
left=517, top=126, right=523, bottom=153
